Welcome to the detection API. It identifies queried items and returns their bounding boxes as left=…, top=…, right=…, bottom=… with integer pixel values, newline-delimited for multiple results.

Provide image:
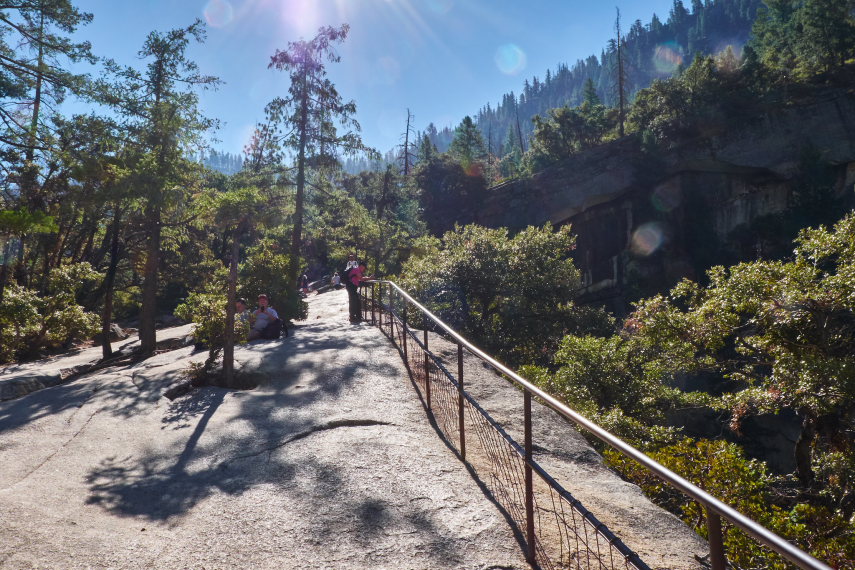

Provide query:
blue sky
left=73, top=0, right=677, bottom=156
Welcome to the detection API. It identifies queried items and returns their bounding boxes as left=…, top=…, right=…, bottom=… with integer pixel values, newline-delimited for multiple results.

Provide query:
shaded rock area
left=0, top=326, right=190, bottom=402
left=0, top=291, right=528, bottom=569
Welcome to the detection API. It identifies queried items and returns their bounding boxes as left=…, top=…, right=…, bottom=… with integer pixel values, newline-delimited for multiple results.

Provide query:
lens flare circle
left=375, top=56, right=402, bottom=86
left=204, top=0, right=234, bottom=28
left=652, top=42, right=683, bottom=75
left=651, top=184, right=681, bottom=212
left=494, top=43, right=527, bottom=76
left=631, top=222, right=665, bottom=257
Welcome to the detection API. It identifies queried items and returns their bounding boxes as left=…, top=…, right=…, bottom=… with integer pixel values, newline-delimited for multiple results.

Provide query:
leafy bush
left=606, top=438, right=855, bottom=569
left=174, top=290, right=248, bottom=370
left=239, top=238, right=307, bottom=321
left=400, top=223, right=612, bottom=365
left=0, top=263, right=101, bottom=362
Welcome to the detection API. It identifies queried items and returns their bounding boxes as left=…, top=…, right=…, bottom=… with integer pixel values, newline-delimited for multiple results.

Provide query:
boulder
left=155, top=314, right=184, bottom=328
left=0, top=372, right=63, bottom=401
left=92, top=323, right=128, bottom=344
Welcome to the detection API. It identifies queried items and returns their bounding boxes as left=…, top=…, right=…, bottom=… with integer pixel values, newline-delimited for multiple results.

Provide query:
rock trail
left=0, top=291, right=528, bottom=569
left=0, top=289, right=707, bottom=569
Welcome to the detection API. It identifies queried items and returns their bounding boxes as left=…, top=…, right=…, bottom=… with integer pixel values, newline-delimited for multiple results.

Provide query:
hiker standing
left=343, top=254, right=361, bottom=323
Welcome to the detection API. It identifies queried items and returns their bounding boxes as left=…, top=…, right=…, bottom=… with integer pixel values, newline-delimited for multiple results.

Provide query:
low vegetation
left=524, top=213, right=855, bottom=567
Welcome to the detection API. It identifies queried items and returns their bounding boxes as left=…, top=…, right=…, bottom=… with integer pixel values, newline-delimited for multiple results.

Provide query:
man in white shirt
left=249, top=294, right=279, bottom=340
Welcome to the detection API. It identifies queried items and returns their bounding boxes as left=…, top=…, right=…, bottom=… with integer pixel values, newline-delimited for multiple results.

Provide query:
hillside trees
left=751, top=0, right=855, bottom=77
left=412, top=114, right=495, bottom=236
left=414, top=155, right=486, bottom=236
left=526, top=87, right=609, bottom=172
left=461, top=0, right=761, bottom=165
left=448, top=116, right=487, bottom=171
left=628, top=50, right=755, bottom=145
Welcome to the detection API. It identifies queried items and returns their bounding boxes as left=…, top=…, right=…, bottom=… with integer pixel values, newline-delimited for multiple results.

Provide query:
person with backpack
left=343, top=254, right=361, bottom=323
left=347, top=260, right=372, bottom=323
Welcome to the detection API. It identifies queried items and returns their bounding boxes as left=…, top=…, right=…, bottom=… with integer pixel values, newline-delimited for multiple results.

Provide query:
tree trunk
left=795, top=413, right=816, bottom=487
left=222, top=223, right=242, bottom=387
left=289, top=83, right=310, bottom=286
left=100, top=208, right=123, bottom=359
left=138, top=203, right=161, bottom=354
left=0, top=240, right=13, bottom=302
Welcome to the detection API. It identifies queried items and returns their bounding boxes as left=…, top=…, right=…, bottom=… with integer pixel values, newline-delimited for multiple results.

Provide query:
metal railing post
left=707, top=508, right=727, bottom=570
left=370, top=283, right=376, bottom=325
left=388, top=283, right=394, bottom=340
left=458, top=342, right=465, bottom=461
left=387, top=285, right=394, bottom=345
left=424, top=328, right=431, bottom=410
left=524, top=389, right=535, bottom=565
left=378, top=282, right=384, bottom=331
left=402, top=304, right=408, bottom=363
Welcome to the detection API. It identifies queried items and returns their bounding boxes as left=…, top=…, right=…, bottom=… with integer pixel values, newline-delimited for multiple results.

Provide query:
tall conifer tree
left=265, top=24, right=370, bottom=284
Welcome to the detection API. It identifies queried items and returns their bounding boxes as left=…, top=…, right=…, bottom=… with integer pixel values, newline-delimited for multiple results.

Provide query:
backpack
left=261, top=318, right=286, bottom=339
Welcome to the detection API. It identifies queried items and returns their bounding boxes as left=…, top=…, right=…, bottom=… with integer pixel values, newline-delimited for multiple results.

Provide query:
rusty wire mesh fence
left=358, top=281, right=834, bottom=570
left=361, top=282, right=649, bottom=570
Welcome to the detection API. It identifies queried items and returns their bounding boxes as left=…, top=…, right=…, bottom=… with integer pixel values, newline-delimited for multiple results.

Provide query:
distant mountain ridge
left=467, top=0, right=760, bottom=157
left=344, top=0, right=758, bottom=175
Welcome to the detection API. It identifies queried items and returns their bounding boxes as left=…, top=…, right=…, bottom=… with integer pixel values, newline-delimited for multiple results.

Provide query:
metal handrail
left=366, top=279, right=832, bottom=570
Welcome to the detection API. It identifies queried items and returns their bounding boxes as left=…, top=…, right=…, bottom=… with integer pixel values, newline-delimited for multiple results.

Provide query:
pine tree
left=448, top=116, right=487, bottom=169
left=105, top=20, right=219, bottom=354
left=265, top=24, right=371, bottom=284
left=416, top=133, right=437, bottom=163
left=0, top=0, right=95, bottom=210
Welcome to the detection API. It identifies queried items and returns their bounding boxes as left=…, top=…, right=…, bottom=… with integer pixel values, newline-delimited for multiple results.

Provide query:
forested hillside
left=429, top=0, right=760, bottom=158
left=341, top=0, right=761, bottom=174
left=198, top=149, right=243, bottom=175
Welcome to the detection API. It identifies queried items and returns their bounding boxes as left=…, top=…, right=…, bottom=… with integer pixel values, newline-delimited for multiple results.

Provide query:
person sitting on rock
left=248, top=294, right=280, bottom=340
left=235, top=298, right=250, bottom=324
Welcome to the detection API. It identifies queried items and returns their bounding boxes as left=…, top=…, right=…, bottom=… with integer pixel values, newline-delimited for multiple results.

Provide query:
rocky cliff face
left=478, top=90, right=855, bottom=312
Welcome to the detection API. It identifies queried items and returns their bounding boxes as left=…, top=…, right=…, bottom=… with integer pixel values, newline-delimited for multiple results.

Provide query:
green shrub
left=0, top=263, right=101, bottom=362
left=239, top=239, right=307, bottom=321
left=174, top=291, right=248, bottom=370
left=399, top=223, right=612, bottom=365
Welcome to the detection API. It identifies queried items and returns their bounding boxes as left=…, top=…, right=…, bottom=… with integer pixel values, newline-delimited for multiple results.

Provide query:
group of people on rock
left=235, top=294, right=283, bottom=340
left=234, top=253, right=370, bottom=342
